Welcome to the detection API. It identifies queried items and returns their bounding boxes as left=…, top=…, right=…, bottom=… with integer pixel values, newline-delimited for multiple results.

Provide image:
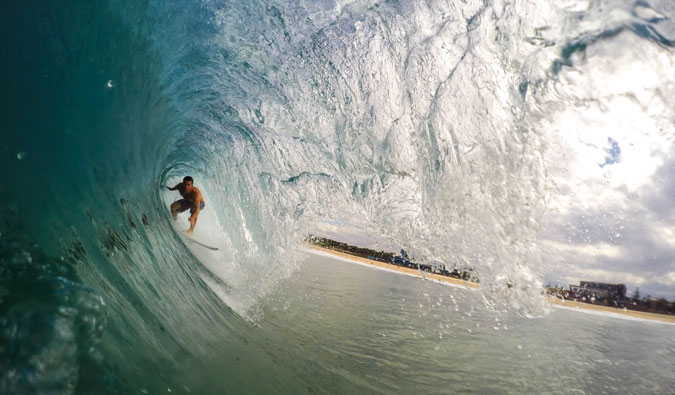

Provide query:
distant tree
left=655, top=298, right=669, bottom=312
left=632, top=287, right=640, bottom=302
left=644, top=295, right=653, bottom=310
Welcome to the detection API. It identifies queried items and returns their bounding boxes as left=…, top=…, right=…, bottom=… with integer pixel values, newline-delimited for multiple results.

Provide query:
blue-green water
left=1, top=0, right=674, bottom=393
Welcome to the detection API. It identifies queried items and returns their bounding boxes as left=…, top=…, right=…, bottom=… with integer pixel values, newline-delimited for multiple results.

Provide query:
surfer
left=167, top=176, right=205, bottom=235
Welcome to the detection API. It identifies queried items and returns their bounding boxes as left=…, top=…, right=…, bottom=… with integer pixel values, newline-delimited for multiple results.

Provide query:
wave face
left=2, top=0, right=674, bottom=393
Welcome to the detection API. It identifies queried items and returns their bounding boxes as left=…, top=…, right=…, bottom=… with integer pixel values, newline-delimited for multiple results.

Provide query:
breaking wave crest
left=2, top=0, right=674, bottom=392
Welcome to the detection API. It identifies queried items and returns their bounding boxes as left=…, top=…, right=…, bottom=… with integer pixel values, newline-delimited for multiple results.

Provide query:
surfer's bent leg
left=189, top=202, right=205, bottom=215
left=171, top=199, right=192, bottom=220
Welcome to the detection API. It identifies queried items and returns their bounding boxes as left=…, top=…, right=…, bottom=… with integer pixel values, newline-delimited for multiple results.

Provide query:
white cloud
left=540, top=239, right=623, bottom=259
left=653, top=225, right=675, bottom=246
left=564, top=268, right=648, bottom=286
left=655, top=272, right=675, bottom=286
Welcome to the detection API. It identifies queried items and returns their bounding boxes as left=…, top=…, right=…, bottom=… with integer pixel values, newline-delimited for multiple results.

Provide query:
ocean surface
left=260, top=253, right=675, bottom=394
left=1, top=0, right=674, bottom=393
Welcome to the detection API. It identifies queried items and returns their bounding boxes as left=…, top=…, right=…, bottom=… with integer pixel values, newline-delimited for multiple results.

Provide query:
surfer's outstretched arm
left=167, top=183, right=181, bottom=191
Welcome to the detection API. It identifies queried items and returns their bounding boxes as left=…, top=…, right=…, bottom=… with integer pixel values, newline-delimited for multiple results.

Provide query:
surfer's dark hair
left=183, top=176, right=194, bottom=184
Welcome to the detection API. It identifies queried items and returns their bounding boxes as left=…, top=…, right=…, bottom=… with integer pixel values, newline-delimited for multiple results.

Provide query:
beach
left=306, top=244, right=675, bottom=324
left=548, top=297, right=675, bottom=324
left=305, top=244, right=480, bottom=290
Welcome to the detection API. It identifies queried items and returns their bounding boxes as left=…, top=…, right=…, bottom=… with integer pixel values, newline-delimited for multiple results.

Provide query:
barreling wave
left=2, top=0, right=674, bottom=393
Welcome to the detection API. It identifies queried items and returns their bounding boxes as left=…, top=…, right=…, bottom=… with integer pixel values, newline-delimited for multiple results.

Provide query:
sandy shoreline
left=305, top=244, right=675, bottom=324
left=548, top=297, right=675, bottom=324
left=305, top=245, right=478, bottom=290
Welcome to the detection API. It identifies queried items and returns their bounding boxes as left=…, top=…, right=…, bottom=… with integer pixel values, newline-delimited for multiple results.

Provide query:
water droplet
left=106, top=80, right=114, bottom=88
left=17, top=151, right=26, bottom=160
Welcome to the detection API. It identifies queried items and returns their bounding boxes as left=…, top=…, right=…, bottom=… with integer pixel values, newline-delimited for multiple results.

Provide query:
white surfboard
left=180, top=233, right=219, bottom=251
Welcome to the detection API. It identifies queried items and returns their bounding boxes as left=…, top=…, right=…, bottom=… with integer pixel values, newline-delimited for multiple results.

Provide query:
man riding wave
left=167, top=176, right=205, bottom=235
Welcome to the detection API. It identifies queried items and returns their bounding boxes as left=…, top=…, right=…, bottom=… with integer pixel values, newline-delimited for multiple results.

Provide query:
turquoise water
left=1, top=0, right=674, bottom=393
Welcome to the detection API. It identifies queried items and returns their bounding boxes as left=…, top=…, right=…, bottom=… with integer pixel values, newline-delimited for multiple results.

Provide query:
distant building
left=570, top=281, right=627, bottom=301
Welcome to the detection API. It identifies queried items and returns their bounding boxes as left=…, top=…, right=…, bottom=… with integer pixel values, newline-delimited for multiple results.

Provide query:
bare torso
left=177, top=184, right=204, bottom=204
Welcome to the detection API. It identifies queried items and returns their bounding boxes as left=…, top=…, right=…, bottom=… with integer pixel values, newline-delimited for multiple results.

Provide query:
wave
left=1, top=0, right=674, bottom=393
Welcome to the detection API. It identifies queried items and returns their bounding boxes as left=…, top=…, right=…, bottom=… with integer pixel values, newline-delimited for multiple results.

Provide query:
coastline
left=304, top=244, right=675, bottom=324
left=304, top=244, right=477, bottom=290
left=548, top=297, right=675, bottom=324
